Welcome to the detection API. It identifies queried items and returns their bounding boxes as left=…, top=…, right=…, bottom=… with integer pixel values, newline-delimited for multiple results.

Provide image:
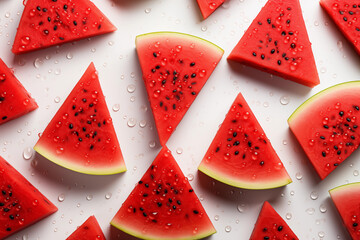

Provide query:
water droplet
left=33, top=58, right=44, bottom=68
left=319, top=204, right=327, bottom=213
left=282, top=140, right=287, bottom=145
left=320, top=67, right=327, bottom=74
left=54, top=228, right=57, bottom=232
left=354, top=170, right=359, bottom=176
left=105, top=193, right=112, bottom=199
left=290, top=190, right=295, bottom=196
left=310, top=191, right=319, bottom=200
left=77, top=203, right=81, bottom=208
left=187, top=174, right=194, bottom=181
left=176, top=148, right=183, bottom=154
left=295, top=172, right=303, bottom=180
left=69, top=219, right=72, bottom=224
left=263, top=102, right=269, bottom=108
left=337, top=40, right=343, bottom=51
left=314, top=20, right=319, bottom=26
left=318, top=231, right=325, bottom=238
left=214, top=215, right=219, bottom=221
left=145, top=8, right=151, bottom=13
left=31, top=159, right=38, bottom=167
left=130, top=96, right=136, bottom=102
left=108, top=41, right=114, bottom=46
left=280, top=95, right=290, bottom=105
left=54, top=96, right=61, bottom=103
left=201, top=26, right=207, bottom=32
left=5, top=12, right=10, bottom=18
left=130, top=72, right=135, bottom=78
left=306, top=208, right=315, bottom=215
left=139, top=120, right=147, bottom=128
left=112, top=104, right=120, bottom=112
left=23, top=147, right=34, bottom=160
left=91, top=48, right=96, bottom=52
left=127, top=84, right=136, bottom=93
left=86, top=195, right=93, bottom=201
left=127, top=118, right=136, bottom=127
left=237, top=204, right=245, bottom=213
left=55, top=69, right=61, bottom=75
left=22, top=235, right=28, bottom=240
left=149, top=141, right=156, bottom=148
left=66, top=53, right=73, bottom=59
left=58, top=194, right=65, bottom=202
left=286, top=213, right=292, bottom=220
left=225, top=225, right=232, bottom=232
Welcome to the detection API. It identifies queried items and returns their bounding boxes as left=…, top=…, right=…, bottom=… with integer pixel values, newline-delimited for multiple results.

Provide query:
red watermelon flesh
left=0, top=58, right=37, bottom=125
left=320, top=0, right=360, bottom=55
left=329, top=182, right=360, bottom=239
left=196, top=0, right=225, bottom=19
left=136, top=32, right=223, bottom=146
left=111, top=147, right=216, bottom=240
left=198, top=93, right=292, bottom=189
left=12, top=0, right=116, bottom=54
left=288, top=81, right=360, bottom=180
left=67, top=216, right=106, bottom=240
left=34, top=63, right=126, bottom=175
left=250, top=201, right=299, bottom=240
left=228, top=0, right=320, bottom=87
left=0, top=156, right=57, bottom=239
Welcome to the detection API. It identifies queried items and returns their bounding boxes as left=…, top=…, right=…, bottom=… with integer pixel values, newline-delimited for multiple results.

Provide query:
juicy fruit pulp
left=0, top=58, right=38, bottom=125
left=320, top=0, right=360, bottom=55
left=288, top=81, right=360, bottom=179
left=329, top=182, right=360, bottom=239
left=0, top=156, right=57, bottom=239
left=196, top=0, right=225, bottom=19
left=198, top=93, right=292, bottom=189
left=34, top=63, right=126, bottom=175
left=228, top=0, right=319, bottom=87
left=249, top=201, right=299, bottom=240
left=136, top=32, right=224, bottom=146
left=111, top=147, right=216, bottom=240
left=12, top=0, right=116, bottom=54
left=67, top=216, right=105, bottom=240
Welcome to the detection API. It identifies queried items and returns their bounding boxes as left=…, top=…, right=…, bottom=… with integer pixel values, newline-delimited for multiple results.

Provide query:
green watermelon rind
left=198, top=164, right=292, bottom=190
left=288, top=81, right=360, bottom=124
left=135, top=31, right=224, bottom=56
left=34, top=144, right=127, bottom=175
left=110, top=219, right=216, bottom=240
left=329, top=182, right=360, bottom=195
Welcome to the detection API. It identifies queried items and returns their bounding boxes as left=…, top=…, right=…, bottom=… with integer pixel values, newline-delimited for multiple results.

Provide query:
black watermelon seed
left=173, top=205, right=176, bottom=210
left=145, top=183, right=149, bottom=188
left=271, top=49, right=275, bottom=54
left=190, top=62, right=195, bottom=67
left=323, top=125, right=329, bottom=129
left=0, top=97, right=4, bottom=101
left=138, top=181, right=143, bottom=184
left=353, top=223, right=358, bottom=227
left=177, top=200, right=181, bottom=205
left=287, top=19, right=291, bottom=24
left=47, top=17, right=51, bottom=22
left=157, top=202, right=162, bottom=207
left=339, top=111, right=344, bottom=116
left=153, top=52, right=157, bottom=57
left=191, top=92, right=196, bottom=95
left=289, top=31, right=294, bottom=35
left=233, top=132, right=237, bottom=137
left=4, top=208, right=10, bottom=212
left=233, top=141, right=240, bottom=146
left=347, top=118, right=351, bottom=122
left=2, top=190, right=6, bottom=195
left=173, top=104, right=176, bottom=110
left=78, top=138, right=82, bottom=142
left=74, top=112, right=79, bottom=117
left=334, top=163, right=339, bottom=166
left=36, top=6, right=41, bottom=11
left=267, top=18, right=271, bottom=24
left=63, top=4, right=68, bottom=10
left=0, top=202, right=4, bottom=206
left=59, top=37, right=64, bottom=40
left=133, top=208, right=136, bottom=213
left=89, top=103, right=94, bottom=107
left=281, top=31, right=286, bottom=36
left=320, top=136, right=325, bottom=140
left=278, top=226, right=283, bottom=231
left=69, top=124, right=73, bottom=129
left=248, top=141, right=252, bottom=147
left=155, top=65, right=160, bottom=69
left=291, top=43, right=296, bottom=48
left=322, top=152, right=326, bottom=157
left=351, top=136, right=356, bottom=140
left=354, top=106, right=359, bottom=110
left=6, top=228, right=11, bottom=232
left=343, top=17, right=348, bottom=21
left=168, top=198, right=172, bottom=203
left=39, top=21, right=43, bottom=26
left=143, top=212, right=147, bottom=217
left=258, top=21, right=262, bottom=25
left=9, top=215, right=14, bottom=220
left=189, top=189, right=194, bottom=192
left=334, top=146, right=338, bottom=150
left=264, top=237, right=269, bottom=240
left=252, top=52, right=257, bottom=57
left=242, top=154, right=246, bottom=159
left=151, top=69, right=156, bottom=73
left=235, top=151, right=239, bottom=155
left=193, top=210, right=199, bottom=214
left=263, top=228, right=267, bottom=232
left=215, top=147, right=220, bottom=152
left=2, top=116, right=7, bottom=120
left=277, top=60, right=282, bottom=65
left=227, top=138, right=232, bottom=141
left=90, top=145, right=94, bottom=150
left=191, top=73, right=196, bottom=78
left=261, top=54, right=265, bottom=60
left=260, top=161, right=264, bottom=166
left=143, top=193, right=148, bottom=197
left=140, top=207, right=144, bottom=211
left=337, top=150, right=341, bottom=155
left=353, top=4, right=357, bottom=8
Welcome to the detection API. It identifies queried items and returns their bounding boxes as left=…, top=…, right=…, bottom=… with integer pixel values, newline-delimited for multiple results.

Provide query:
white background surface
left=0, top=0, right=360, bottom=239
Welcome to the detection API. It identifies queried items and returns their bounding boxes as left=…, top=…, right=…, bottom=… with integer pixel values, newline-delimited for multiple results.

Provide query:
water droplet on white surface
left=23, top=147, right=33, bottom=160
left=286, top=213, right=292, bottom=220
left=149, top=141, right=156, bottom=148
left=280, top=95, right=290, bottom=105
left=187, top=174, right=194, bottom=181
left=314, top=20, right=319, bottom=26
left=139, top=120, right=147, bottom=128
left=55, top=69, right=61, bottom=75
left=337, top=40, right=343, bottom=50
left=201, top=26, right=207, bottom=32
left=5, top=12, right=10, bottom=18
left=225, top=226, right=232, bottom=232
left=31, top=159, right=38, bottom=167
left=58, top=194, right=65, bottom=202
left=290, top=191, right=295, bottom=196
left=69, top=219, right=72, bottom=224
left=306, top=208, right=315, bottom=215
left=86, top=195, right=93, bottom=201
left=145, top=8, right=151, bottom=13
left=77, top=203, right=81, bottom=208
left=282, top=140, right=287, bottom=145
left=237, top=204, right=245, bottom=213
left=310, top=191, right=319, bottom=200
left=66, top=53, right=73, bottom=59
left=130, top=72, right=135, bottom=78
left=130, top=96, right=136, bottom=102
left=127, top=118, right=136, bottom=127
left=127, top=84, right=136, bottom=93
left=295, top=172, right=303, bottom=180
left=54, top=228, right=57, bottom=232
left=91, top=48, right=96, bottom=53
left=33, top=58, right=43, bottom=68
left=214, top=215, right=219, bottom=221
left=112, top=104, right=120, bottom=112
left=354, top=170, right=359, bottom=176
left=176, top=148, right=183, bottom=154
left=108, top=41, right=114, bottom=46
left=318, top=231, right=325, bottom=238
left=263, top=102, right=269, bottom=108
left=319, top=204, right=327, bottom=213
left=22, top=235, right=28, bottom=240
left=105, top=193, right=112, bottom=199
left=54, top=96, right=61, bottom=103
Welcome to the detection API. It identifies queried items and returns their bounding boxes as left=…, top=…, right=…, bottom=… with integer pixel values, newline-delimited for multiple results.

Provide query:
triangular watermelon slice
left=0, top=58, right=38, bottom=125
left=34, top=63, right=126, bottom=175
left=249, top=201, right=299, bottom=240
left=196, top=0, right=225, bottom=19
left=67, top=216, right=105, bottom=240
left=228, top=0, right=319, bottom=87
left=198, top=93, right=292, bottom=189
left=136, top=32, right=224, bottom=146
left=0, top=156, right=57, bottom=239
left=111, top=147, right=216, bottom=240
left=12, top=0, right=116, bottom=54
left=329, top=182, right=360, bottom=239
left=320, top=0, right=360, bottom=55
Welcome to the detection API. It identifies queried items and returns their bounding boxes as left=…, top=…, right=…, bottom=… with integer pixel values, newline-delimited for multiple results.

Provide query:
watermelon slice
left=329, top=182, right=360, bottom=239
left=320, top=0, right=360, bottom=55
left=111, top=147, right=216, bottom=240
left=0, top=156, right=57, bottom=239
left=288, top=81, right=360, bottom=179
left=249, top=201, right=299, bottom=240
left=0, top=58, right=38, bottom=125
left=198, top=93, right=292, bottom=189
left=228, top=0, right=320, bottom=87
left=136, top=32, right=223, bottom=146
left=67, top=216, right=105, bottom=240
left=196, top=0, right=225, bottom=19
left=34, top=62, right=126, bottom=175
left=12, top=0, right=116, bottom=54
